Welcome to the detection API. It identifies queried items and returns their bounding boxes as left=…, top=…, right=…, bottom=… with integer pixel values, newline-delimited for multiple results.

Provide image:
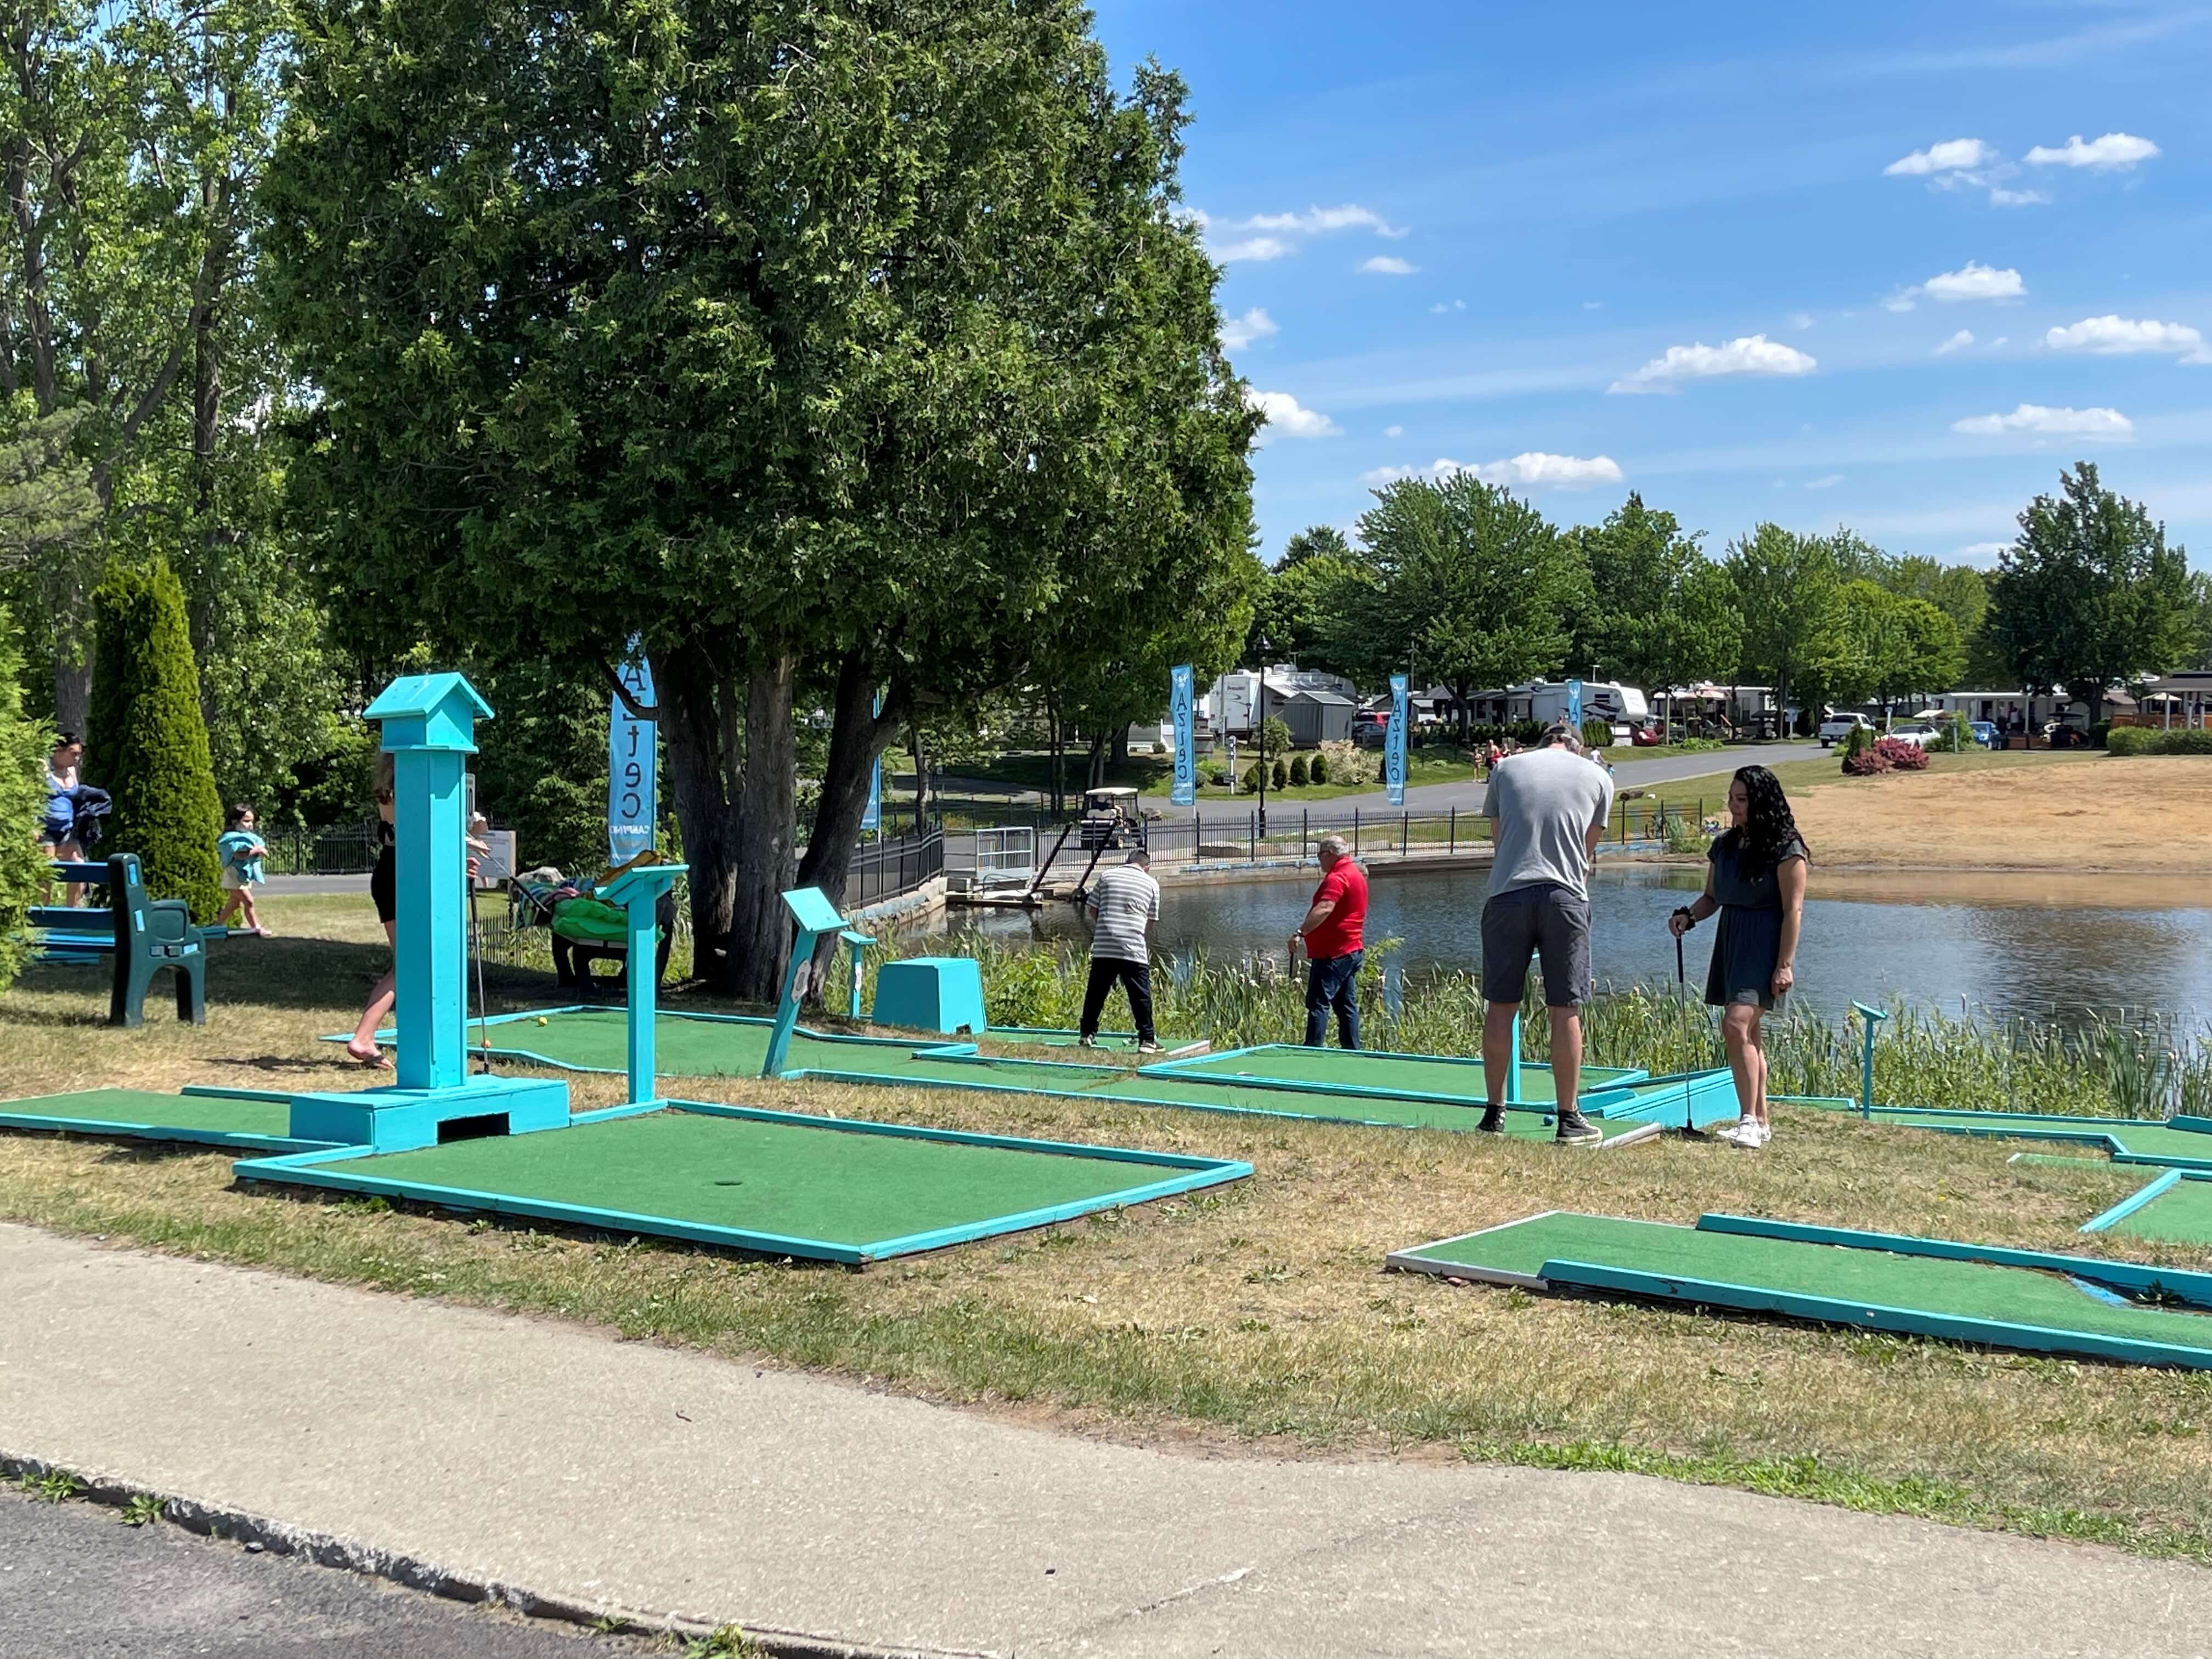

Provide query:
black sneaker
left=1554, top=1110, right=1604, bottom=1148
left=1135, top=1039, right=1163, bottom=1054
left=1475, top=1105, right=1507, bottom=1133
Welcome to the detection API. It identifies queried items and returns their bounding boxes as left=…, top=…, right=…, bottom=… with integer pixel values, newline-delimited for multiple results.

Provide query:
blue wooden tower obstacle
left=288, top=673, right=573, bottom=1150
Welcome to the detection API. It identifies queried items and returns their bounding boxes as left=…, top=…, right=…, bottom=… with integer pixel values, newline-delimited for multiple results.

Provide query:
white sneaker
left=1716, top=1120, right=1751, bottom=1146
left=1728, top=1120, right=1769, bottom=1149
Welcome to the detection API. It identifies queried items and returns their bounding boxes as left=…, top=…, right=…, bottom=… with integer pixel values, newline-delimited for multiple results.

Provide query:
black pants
left=1079, top=957, right=1155, bottom=1043
left=1304, top=949, right=1363, bottom=1048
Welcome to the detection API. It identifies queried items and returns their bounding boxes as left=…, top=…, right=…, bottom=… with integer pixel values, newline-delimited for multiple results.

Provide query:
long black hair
left=1722, top=765, right=1807, bottom=870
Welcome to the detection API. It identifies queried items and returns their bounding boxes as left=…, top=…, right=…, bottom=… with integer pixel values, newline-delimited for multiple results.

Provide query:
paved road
left=0, top=1485, right=655, bottom=1658
left=5, top=1223, right=2208, bottom=1658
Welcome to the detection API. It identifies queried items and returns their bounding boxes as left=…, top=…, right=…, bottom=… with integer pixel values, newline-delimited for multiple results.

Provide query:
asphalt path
left=0, top=1486, right=656, bottom=1659
left=1144, top=740, right=1825, bottom=820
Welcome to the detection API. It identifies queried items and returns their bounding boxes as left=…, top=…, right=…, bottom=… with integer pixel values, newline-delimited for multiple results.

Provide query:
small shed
left=1282, top=689, right=1356, bottom=748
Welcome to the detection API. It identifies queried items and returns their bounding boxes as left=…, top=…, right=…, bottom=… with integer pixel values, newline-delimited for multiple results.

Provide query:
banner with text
left=1170, top=664, right=1196, bottom=806
left=861, top=687, right=885, bottom=832
left=1386, top=673, right=1410, bottom=806
left=608, top=642, right=657, bottom=865
left=1566, top=678, right=1584, bottom=732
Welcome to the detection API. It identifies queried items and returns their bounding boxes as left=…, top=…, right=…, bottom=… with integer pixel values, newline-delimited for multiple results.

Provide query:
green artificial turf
left=1163, top=1045, right=1643, bottom=1104
left=2108, top=1177, right=2212, bottom=1247
left=0, top=1087, right=294, bottom=1139
left=1861, top=1107, right=2212, bottom=1167
left=304, top=1108, right=1202, bottom=1248
left=1086, top=1074, right=1649, bottom=1137
left=1396, top=1212, right=2212, bottom=1356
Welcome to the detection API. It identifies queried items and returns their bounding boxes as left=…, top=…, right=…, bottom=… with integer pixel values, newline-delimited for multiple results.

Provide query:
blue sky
left=1090, top=0, right=2212, bottom=569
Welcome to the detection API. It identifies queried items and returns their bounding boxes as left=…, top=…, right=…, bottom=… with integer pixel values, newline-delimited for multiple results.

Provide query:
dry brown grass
left=5, top=895, right=2212, bottom=1559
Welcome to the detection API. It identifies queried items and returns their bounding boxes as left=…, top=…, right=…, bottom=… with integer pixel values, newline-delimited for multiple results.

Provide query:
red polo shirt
left=1306, top=860, right=1368, bottom=959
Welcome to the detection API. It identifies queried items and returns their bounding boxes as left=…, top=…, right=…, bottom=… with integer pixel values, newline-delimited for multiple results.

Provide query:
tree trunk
left=659, top=652, right=746, bottom=989
left=53, top=642, right=92, bottom=742
left=723, top=655, right=799, bottom=1004
left=794, top=651, right=897, bottom=1002
left=1110, top=724, right=1130, bottom=770
left=1047, top=699, right=1064, bottom=817
left=910, top=727, right=928, bottom=833
left=1085, top=729, right=1108, bottom=790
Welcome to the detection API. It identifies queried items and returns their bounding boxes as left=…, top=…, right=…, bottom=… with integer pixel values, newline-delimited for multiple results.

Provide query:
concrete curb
left=1, top=1449, right=1001, bottom=1659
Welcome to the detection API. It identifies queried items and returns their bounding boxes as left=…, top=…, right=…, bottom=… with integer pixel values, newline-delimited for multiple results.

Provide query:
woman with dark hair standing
left=1668, top=765, right=1808, bottom=1148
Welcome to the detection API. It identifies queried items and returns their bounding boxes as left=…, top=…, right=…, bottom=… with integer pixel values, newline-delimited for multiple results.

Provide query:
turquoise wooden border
left=801, top=1065, right=1662, bottom=1146
left=228, top=1099, right=1250, bottom=1265
left=2079, top=1169, right=2187, bottom=1233
left=1695, top=1212, right=2212, bottom=1309
left=1142, top=1041, right=1649, bottom=1092
left=1536, top=1258, right=2212, bottom=1373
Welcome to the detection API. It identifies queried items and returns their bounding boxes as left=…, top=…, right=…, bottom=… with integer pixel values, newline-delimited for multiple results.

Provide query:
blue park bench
left=32, top=855, right=228, bottom=1027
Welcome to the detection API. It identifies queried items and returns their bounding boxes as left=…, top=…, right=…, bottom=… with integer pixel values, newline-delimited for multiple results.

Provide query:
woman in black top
left=1667, top=766, right=1808, bottom=1149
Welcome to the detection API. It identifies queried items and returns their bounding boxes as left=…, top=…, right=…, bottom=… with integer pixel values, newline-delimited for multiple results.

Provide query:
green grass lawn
left=950, top=746, right=1489, bottom=804
left=7, top=893, right=2212, bottom=1564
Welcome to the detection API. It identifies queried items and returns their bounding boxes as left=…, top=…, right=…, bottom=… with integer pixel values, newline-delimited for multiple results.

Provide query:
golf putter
left=1669, top=907, right=1709, bottom=1138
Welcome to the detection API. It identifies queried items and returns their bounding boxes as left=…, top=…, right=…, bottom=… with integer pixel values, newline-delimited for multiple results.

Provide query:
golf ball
left=537, top=1016, right=548, bottom=1025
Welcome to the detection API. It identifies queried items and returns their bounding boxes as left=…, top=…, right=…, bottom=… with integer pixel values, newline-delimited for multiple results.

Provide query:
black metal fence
left=262, top=823, right=382, bottom=875
left=847, top=828, right=946, bottom=907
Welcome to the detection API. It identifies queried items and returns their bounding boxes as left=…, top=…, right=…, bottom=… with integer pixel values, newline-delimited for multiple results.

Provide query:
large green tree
left=1725, top=523, right=1843, bottom=729
left=266, top=0, right=1255, bottom=998
left=1244, top=537, right=1371, bottom=675
left=1987, top=463, right=2193, bottom=715
left=1347, top=473, right=1589, bottom=738
left=1827, top=580, right=1966, bottom=723
left=1571, top=493, right=1740, bottom=717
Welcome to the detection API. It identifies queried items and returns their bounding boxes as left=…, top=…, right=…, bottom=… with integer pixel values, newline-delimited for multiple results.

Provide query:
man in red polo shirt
left=1290, top=833, right=1369, bottom=1048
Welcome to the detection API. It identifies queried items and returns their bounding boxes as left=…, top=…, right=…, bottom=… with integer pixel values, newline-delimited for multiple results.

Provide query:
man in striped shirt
left=1079, top=848, right=1162, bottom=1053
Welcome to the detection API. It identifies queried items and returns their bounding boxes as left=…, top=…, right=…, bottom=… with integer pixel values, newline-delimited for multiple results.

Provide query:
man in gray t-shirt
left=1477, top=725, right=1615, bottom=1146
left=1080, top=849, right=1162, bottom=1052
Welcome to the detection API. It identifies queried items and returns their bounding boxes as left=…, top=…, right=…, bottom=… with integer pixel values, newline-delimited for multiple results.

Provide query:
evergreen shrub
left=1309, top=751, right=1329, bottom=785
left=88, top=559, right=224, bottom=920
left=0, top=606, right=49, bottom=989
left=1271, top=757, right=1288, bottom=790
left=1289, top=754, right=1309, bottom=787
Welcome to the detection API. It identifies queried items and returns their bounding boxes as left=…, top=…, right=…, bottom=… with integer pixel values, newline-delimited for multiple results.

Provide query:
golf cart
left=1079, top=786, right=1146, bottom=853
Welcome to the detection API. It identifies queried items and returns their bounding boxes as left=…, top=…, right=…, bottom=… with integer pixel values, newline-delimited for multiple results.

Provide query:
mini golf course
left=2083, top=1170, right=2212, bottom=1246
left=0, top=1086, right=336, bottom=1154
left=233, top=1102, right=1248, bottom=1263
left=348, top=1008, right=1735, bottom=1138
left=1820, top=1103, right=2212, bottom=1170
left=1388, top=1211, right=2212, bottom=1370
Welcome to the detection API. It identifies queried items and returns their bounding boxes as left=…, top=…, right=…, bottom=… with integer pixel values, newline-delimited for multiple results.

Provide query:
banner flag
left=861, top=687, right=885, bottom=832
left=1386, top=673, right=1410, bottom=806
left=608, top=640, right=657, bottom=864
left=1170, top=664, right=1196, bottom=806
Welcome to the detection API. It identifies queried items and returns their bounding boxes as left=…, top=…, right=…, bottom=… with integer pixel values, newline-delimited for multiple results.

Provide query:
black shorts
left=1480, top=882, right=1592, bottom=1008
left=370, top=843, right=397, bottom=925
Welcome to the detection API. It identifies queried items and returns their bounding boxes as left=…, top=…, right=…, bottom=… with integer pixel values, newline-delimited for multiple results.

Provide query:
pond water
left=941, top=864, right=2212, bottom=1030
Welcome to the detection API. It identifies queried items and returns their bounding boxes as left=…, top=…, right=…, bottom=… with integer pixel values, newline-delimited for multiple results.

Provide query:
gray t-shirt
left=1483, top=747, right=1615, bottom=899
left=1087, top=862, right=1160, bottom=962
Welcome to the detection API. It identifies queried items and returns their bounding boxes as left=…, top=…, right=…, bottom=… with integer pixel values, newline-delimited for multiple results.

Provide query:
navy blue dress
left=1703, top=833, right=1808, bottom=1011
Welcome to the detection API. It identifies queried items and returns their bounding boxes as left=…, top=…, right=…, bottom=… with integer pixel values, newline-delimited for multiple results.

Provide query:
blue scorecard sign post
left=1566, top=678, right=1584, bottom=733
left=609, top=642, right=657, bottom=864
left=1386, top=673, right=1409, bottom=807
left=1170, top=664, right=1196, bottom=807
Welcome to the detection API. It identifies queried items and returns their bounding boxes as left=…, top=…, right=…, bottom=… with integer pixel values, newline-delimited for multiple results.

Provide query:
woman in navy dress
left=1667, top=766, right=1808, bottom=1148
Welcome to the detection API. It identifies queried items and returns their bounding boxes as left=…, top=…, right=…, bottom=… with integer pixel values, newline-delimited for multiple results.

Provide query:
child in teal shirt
left=217, top=804, right=272, bottom=936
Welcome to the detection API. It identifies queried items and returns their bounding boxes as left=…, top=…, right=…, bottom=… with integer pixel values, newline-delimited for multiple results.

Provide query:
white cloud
left=1924, top=261, right=2026, bottom=302
left=1788, top=312, right=1815, bottom=331
left=1583, top=300, right=1605, bottom=310
left=1609, top=334, right=1817, bottom=393
left=1361, top=453, right=1624, bottom=489
left=1957, top=541, right=2012, bottom=565
left=1245, top=390, right=1339, bottom=443
left=1951, top=403, right=2133, bottom=437
left=1988, top=187, right=2049, bottom=207
left=1361, top=255, right=1418, bottom=276
left=1235, top=205, right=1405, bottom=238
left=1991, top=336, right=2008, bottom=348
left=1936, top=329, right=1976, bottom=354
left=2025, top=132, right=2159, bottom=170
left=1429, top=298, right=1466, bottom=314
left=1383, top=424, right=1404, bottom=438
left=1218, top=307, right=1278, bottom=351
left=1884, top=137, right=1997, bottom=176
left=1212, top=235, right=1293, bottom=264
left=1805, top=474, right=1845, bottom=489
left=2045, top=314, right=2212, bottom=363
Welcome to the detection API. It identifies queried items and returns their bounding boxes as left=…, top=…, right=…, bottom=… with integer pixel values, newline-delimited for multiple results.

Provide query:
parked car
left=1887, top=720, right=1941, bottom=748
left=1968, top=720, right=1999, bottom=749
left=1352, top=717, right=1388, bottom=749
left=1630, top=724, right=1668, bottom=747
left=1819, top=713, right=1875, bottom=748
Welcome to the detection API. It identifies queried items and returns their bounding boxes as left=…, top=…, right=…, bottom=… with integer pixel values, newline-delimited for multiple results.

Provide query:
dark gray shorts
left=1481, top=883, right=1592, bottom=1007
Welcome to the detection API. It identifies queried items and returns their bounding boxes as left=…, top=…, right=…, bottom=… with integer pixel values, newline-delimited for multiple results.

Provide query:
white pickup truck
left=1819, top=713, right=1875, bottom=748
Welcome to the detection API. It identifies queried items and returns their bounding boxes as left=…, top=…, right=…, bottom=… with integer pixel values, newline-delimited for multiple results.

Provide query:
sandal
left=343, top=1041, right=392, bottom=1070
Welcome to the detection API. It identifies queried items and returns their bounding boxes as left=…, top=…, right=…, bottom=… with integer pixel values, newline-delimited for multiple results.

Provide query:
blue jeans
left=1304, top=950, right=1362, bottom=1048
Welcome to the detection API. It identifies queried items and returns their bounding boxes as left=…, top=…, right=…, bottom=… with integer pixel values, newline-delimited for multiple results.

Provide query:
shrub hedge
left=0, top=605, right=49, bottom=989
left=2106, top=726, right=2212, bottom=757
